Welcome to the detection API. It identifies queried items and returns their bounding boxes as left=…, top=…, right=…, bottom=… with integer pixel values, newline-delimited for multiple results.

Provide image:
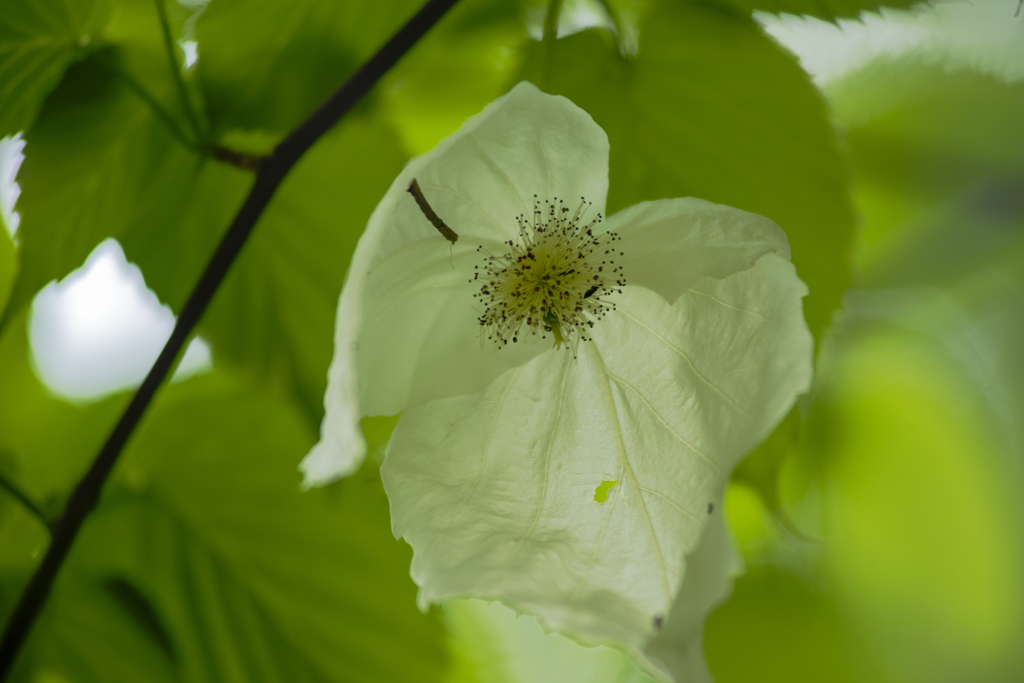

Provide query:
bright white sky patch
left=0, top=134, right=25, bottom=238
left=29, top=239, right=211, bottom=402
left=179, top=40, right=198, bottom=70
left=526, top=0, right=615, bottom=40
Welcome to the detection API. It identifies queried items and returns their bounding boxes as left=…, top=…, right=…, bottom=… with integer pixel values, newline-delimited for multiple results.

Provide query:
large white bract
left=303, top=82, right=813, bottom=681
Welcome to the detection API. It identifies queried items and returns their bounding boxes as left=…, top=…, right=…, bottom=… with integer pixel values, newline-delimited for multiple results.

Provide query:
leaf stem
left=153, top=0, right=204, bottom=144
left=109, top=64, right=202, bottom=153
left=594, top=0, right=622, bottom=38
left=540, top=0, right=564, bottom=90
left=0, top=460, right=51, bottom=532
left=543, top=0, right=563, bottom=42
left=0, top=0, right=461, bottom=675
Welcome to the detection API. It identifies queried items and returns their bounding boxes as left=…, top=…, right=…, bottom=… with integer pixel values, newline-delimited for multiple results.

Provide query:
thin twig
left=540, top=0, right=564, bottom=90
left=0, top=0, right=460, bottom=675
left=0, top=459, right=51, bottom=532
left=153, top=0, right=205, bottom=144
left=407, top=179, right=458, bottom=242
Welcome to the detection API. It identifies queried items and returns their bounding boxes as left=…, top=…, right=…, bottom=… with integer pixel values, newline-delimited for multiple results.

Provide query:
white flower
left=303, top=82, right=813, bottom=681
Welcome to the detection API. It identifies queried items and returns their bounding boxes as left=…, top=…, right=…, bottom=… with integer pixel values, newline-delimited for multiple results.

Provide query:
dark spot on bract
left=707, top=502, right=714, bottom=514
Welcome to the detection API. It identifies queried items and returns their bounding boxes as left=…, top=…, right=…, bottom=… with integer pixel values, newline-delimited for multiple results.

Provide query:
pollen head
left=471, top=196, right=626, bottom=353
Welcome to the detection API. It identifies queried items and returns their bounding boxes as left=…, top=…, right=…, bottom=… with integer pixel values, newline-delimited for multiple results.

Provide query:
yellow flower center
left=473, top=197, right=625, bottom=353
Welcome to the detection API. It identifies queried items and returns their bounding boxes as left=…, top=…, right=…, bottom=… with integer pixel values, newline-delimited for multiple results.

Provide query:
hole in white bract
left=179, top=40, right=198, bottom=70
left=29, top=238, right=212, bottom=402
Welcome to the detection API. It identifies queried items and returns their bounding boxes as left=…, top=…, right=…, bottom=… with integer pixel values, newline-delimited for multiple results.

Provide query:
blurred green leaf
left=196, top=0, right=423, bottom=132
left=200, top=114, right=408, bottom=424
left=827, top=59, right=1024, bottom=287
left=0, top=0, right=113, bottom=138
left=812, top=327, right=1024, bottom=681
left=6, top=574, right=178, bottom=683
left=704, top=566, right=884, bottom=683
left=731, top=407, right=807, bottom=534
left=0, top=220, right=14, bottom=315
left=382, top=0, right=525, bottom=155
left=517, top=0, right=855, bottom=340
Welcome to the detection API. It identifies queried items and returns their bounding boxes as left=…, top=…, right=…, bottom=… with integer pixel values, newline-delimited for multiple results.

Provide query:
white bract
left=303, top=82, right=813, bottom=681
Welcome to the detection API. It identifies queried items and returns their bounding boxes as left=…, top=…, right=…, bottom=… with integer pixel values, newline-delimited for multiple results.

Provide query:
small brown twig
left=407, top=178, right=458, bottom=243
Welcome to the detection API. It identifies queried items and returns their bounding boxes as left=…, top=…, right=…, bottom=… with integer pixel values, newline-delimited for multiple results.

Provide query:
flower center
left=472, top=197, right=625, bottom=353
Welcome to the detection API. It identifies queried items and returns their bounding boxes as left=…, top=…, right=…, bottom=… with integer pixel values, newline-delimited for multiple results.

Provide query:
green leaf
left=3, top=52, right=248, bottom=325
left=0, top=219, right=14, bottom=316
left=196, top=0, right=423, bottom=131
left=200, top=114, right=408, bottom=424
left=708, top=0, right=923, bottom=22
left=0, top=0, right=113, bottom=138
left=5, top=574, right=178, bottom=683
left=517, top=1, right=855, bottom=339
left=1, top=362, right=451, bottom=681
left=381, top=0, right=526, bottom=155
left=6, top=41, right=407, bottom=430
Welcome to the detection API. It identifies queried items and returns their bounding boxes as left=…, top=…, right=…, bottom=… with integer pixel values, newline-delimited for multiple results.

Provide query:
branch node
left=213, top=147, right=266, bottom=172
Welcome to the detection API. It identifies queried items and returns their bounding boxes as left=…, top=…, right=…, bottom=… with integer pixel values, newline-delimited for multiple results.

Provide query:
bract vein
left=616, top=307, right=753, bottom=422
left=510, top=354, right=571, bottom=565
left=445, top=367, right=523, bottom=530
left=607, top=371, right=721, bottom=475
left=588, top=340, right=673, bottom=604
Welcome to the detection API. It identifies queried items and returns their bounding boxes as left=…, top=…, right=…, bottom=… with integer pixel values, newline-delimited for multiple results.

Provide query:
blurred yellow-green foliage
left=1, top=0, right=1022, bottom=681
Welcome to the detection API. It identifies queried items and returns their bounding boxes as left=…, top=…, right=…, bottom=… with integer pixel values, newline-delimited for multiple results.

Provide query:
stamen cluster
left=472, top=196, right=625, bottom=353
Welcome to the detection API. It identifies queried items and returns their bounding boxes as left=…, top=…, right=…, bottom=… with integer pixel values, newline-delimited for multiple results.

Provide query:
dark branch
left=0, top=0, right=460, bottom=675
left=407, top=179, right=458, bottom=243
